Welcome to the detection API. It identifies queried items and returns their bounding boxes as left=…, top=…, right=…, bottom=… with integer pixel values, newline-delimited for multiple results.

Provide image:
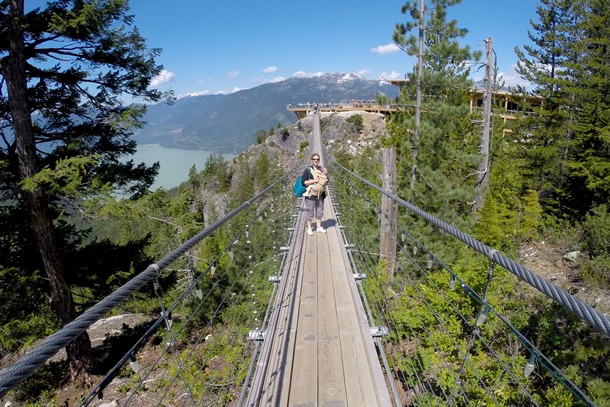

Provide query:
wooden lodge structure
left=287, top=78, right=542, bottom=128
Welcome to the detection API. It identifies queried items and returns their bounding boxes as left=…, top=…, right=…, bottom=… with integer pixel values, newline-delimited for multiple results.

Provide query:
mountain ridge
left=134, top=73, right=400, bottom=154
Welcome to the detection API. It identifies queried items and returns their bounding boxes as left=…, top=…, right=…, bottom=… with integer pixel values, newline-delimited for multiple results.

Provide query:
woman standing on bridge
left=302, top=153, right=327, bottom=236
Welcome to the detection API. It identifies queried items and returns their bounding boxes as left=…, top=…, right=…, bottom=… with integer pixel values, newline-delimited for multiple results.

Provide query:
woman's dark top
left=301, top=165, right=326, bottom=200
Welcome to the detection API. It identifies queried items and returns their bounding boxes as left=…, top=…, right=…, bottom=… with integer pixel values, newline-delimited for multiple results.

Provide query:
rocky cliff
left=195, top=111, right=389, bottom=228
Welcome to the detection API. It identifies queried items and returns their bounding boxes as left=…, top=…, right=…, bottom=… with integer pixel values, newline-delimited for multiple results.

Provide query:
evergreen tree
left=392, top=0, right=481, bottom=245
left=564, top=0, right=610, bottom=212
left=0, top=0, right=169, bottom=379
left=255, top=151, right=271, bottom=190
left=515, top=0, right=609, bottom=218
left=202, top=153, right=231, bottom=191
left=514, top=0, right=579, bottom=217
left=255, top=129, right=267, bottom=144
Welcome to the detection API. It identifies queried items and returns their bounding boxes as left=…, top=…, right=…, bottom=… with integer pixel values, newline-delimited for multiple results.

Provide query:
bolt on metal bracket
left=370, top=326, right=389, bottom=337
left=248, top=329, right=266, bottom=341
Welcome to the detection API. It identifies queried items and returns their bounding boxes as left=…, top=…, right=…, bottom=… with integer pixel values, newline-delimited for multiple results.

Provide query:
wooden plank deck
left=247, top=194, right=392, bottom=406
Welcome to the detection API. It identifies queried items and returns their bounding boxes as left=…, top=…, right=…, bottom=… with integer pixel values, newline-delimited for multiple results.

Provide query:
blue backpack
left=293, top=176, right=306, bottom=197
left=293, top=168, right=313, bottom=197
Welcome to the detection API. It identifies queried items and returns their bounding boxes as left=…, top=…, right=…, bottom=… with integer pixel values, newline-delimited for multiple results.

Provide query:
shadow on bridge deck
left=246, top=195, right=392, bottom=406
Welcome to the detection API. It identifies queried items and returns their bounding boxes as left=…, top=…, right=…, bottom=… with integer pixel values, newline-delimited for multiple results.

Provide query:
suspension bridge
left=0, top=113, right=609, bottom=406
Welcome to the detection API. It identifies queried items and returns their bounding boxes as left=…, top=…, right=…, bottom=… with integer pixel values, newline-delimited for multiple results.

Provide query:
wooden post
left=473, top=37, right=493, bottom=213
left=380, top=146, right=397, bottom=276
left=410, top=0, right=425, bottom=197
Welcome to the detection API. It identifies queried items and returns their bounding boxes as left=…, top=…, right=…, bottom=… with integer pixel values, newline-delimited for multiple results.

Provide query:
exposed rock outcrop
left=195, top=111, right=388, bottom=229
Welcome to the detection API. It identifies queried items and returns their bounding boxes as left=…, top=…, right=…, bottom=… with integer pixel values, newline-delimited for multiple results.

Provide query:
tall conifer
left=564, top=0, right=610, bottom=212
left=515, top=0, right=609, bottom=218
left=392, top=0, right=481, bottom=243
left=0, top=0, right=169, bottom=379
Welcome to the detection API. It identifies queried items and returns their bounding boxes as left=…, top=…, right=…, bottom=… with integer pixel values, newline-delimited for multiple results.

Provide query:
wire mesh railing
left=0, top=167, right=303, bottom=406
left=331, top=160, right=608, bottom=407
left=3, top=153, right=609, bottom=406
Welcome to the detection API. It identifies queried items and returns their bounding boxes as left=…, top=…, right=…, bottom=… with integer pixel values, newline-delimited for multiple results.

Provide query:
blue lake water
left=131, top=145, right=235, bottom=190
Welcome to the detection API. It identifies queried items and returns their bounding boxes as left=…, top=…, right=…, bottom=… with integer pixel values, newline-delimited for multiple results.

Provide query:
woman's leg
left=315, top=199, right=325, bottom=232
left=304, top=199, right=315, bottom=233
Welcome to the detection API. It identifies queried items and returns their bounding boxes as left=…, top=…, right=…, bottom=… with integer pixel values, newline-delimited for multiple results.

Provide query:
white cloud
left=499, top=64, right=530, bottom=88
left=227, top=70, right=240, bottom=78
left=150, top=69, right=175, bottom=87
left=254, top=76, right=286, bottom=84
left=357, top=69, right=372, bottom=77
left=263, top=66, right=278, bottom=73
left=293, top=71, right=324, bottom=78
left=371, top=43, right=400, bottom=55
left=379, top=71, right=403, bottom=81
left=184, top=90, right=213, bottom=97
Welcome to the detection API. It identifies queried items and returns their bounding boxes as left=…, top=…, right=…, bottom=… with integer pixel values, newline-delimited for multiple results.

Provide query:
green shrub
left=255, top=129, right=267, bottom=144
left=14, top=361, right=64, bottom=404
left=346, top=114, right=364, bottom=133
left=582, top=204, right=610, bottom=256
left=581, top=204, right=610, bottom=286
left=279, top=127, right=290, bottom=141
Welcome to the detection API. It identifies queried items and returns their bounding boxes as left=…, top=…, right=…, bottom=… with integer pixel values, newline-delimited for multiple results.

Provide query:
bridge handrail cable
left=0, top=167, right=298, bottom=398
left=333, top=161, right=610, bottom=338
left=332, top=162, right=597, bottom=405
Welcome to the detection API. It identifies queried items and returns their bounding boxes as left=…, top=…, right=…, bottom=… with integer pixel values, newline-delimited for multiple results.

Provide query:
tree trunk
left=410, top=0, right=425, bottom=197
left=473, top=38, right=493, bottom=214
left=4, top=0, right=93, bottom=380
left=380, top=146, right=397, bottom=277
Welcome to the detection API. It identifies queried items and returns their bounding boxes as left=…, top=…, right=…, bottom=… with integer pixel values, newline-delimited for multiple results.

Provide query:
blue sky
left=130, top=0, right=539, bottom=98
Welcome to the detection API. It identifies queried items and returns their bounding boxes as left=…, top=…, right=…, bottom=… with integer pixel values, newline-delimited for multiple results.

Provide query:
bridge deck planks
left=287, top=226, right=320, bottom=405
left=314, top=229, right=347, bottom=405
left=328, top=223, right=384, bottom=407
left=248, top=112, right=391, bottom=406
left=253, top=205, right=306, bottom=407
left=251, top=196, right=392, bottom=406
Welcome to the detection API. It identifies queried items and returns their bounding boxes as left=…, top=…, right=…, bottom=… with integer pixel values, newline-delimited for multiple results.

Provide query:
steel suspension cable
left=0, top=168, right=296, bottom=398
left=331, top=162, right=595, bottom=405
left=334, top=162, right=610, bottom=338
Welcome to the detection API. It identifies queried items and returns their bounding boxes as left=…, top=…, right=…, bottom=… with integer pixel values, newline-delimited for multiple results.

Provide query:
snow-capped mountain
left=134, top=73, right=400, bottom=154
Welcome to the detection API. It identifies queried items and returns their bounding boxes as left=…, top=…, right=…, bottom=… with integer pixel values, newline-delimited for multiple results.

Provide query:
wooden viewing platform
left=287, top=102, right=398, bottom=119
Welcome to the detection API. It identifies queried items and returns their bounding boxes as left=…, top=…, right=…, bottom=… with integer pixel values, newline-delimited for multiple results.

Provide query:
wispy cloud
left=379, top=71, right=403, bottom=81
left=293, top=71, right=324, bottom=78
left=254, top=76, right=286, bottom=84
left=227, top=70, right=240, bottom=78
left=178, top=88, right=234, bottom=99
left=263, top=66, right=278, bottom=73
left=500, top=64, right=529, bottom=88
left=150, top=69, right=175, bottom=87
left=371, top=43, right=400, bottom=55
